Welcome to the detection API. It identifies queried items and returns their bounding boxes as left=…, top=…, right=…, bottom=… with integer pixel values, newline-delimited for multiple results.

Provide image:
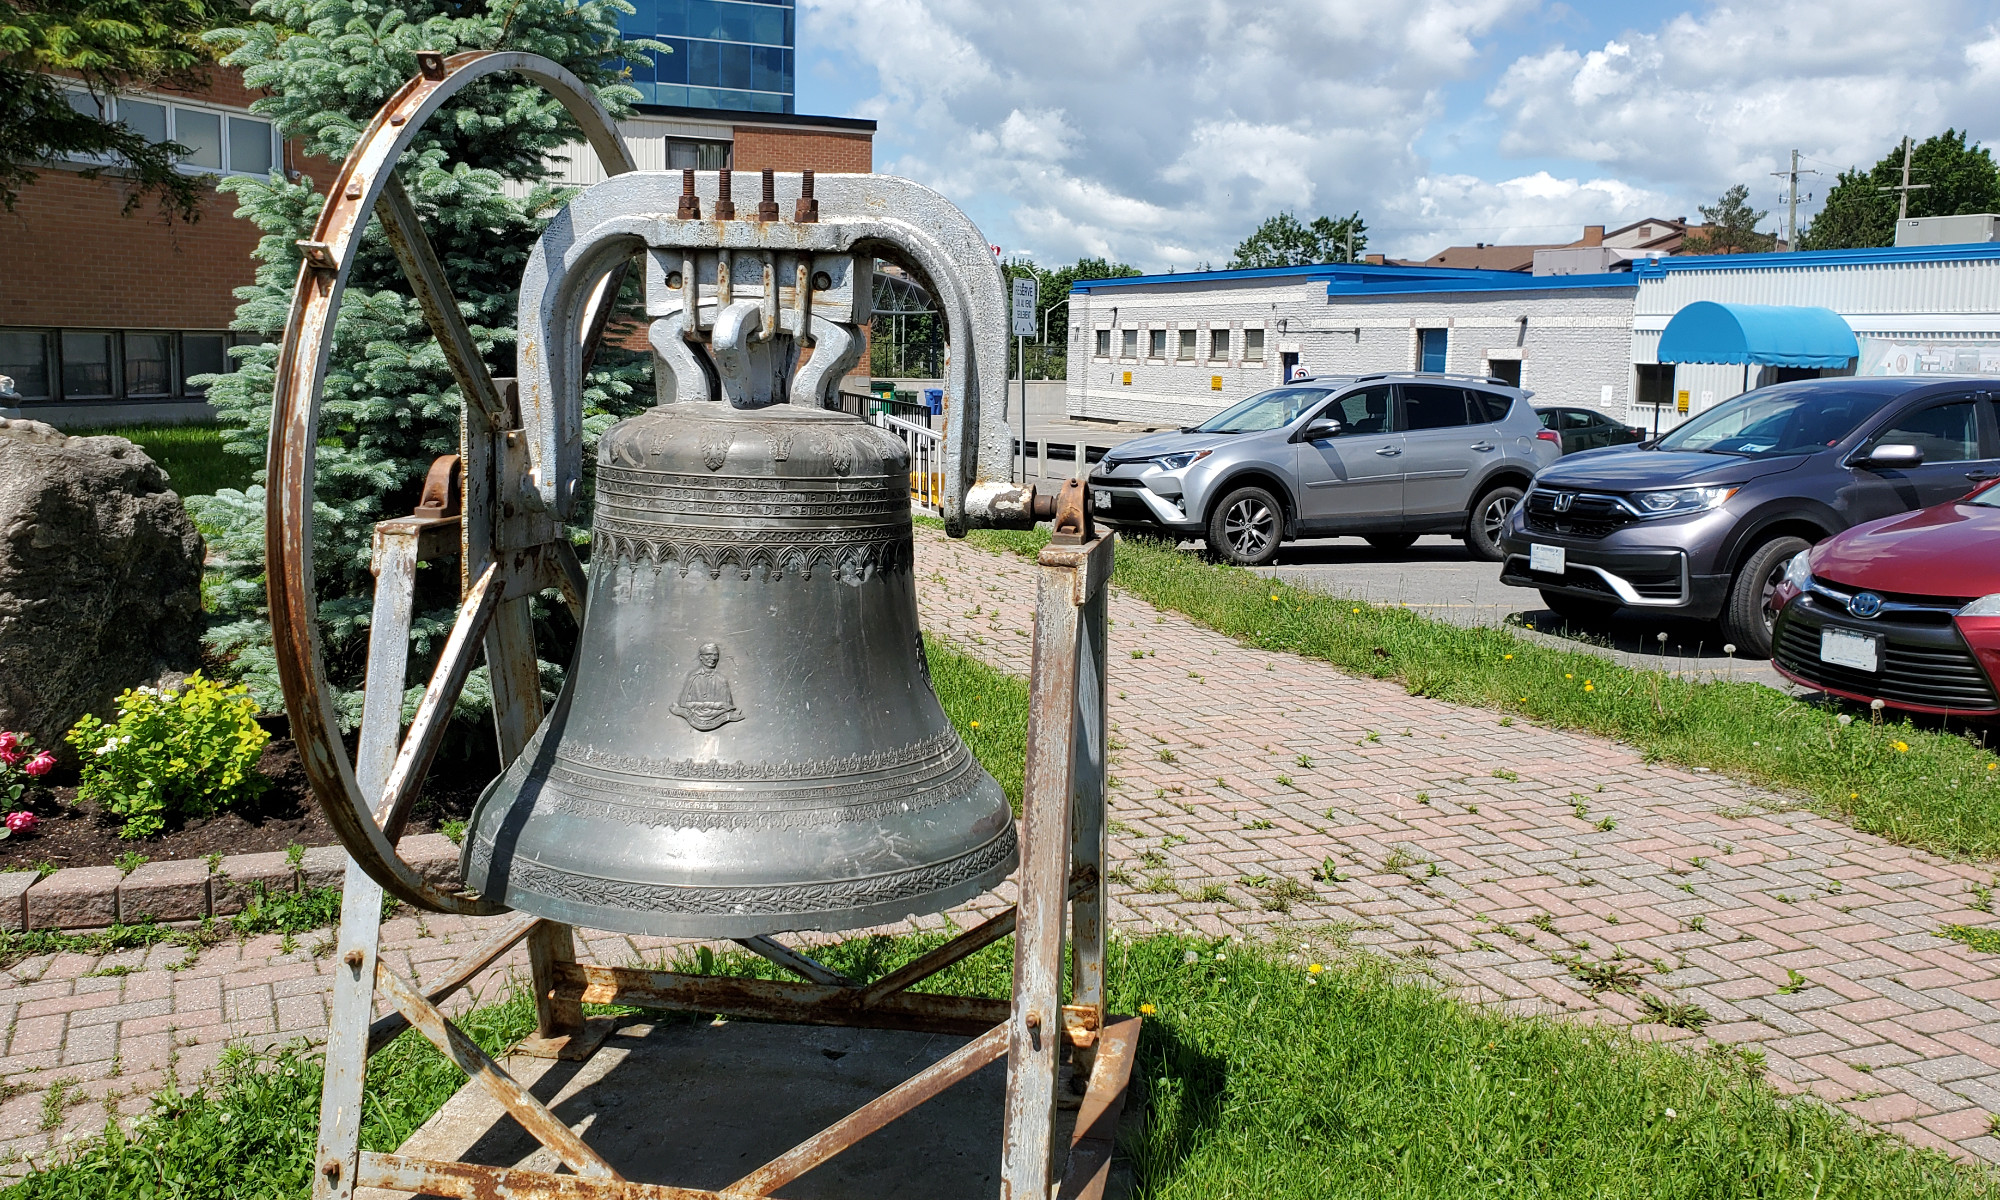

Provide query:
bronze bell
left=462, top=402, right=1017, bottom=937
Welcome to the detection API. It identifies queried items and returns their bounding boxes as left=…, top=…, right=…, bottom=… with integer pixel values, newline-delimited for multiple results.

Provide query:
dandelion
left=1503, top=654, right=1513, bottom=660
left=1893, top=741, right=1908, bottom=753
left=1214, top=951, right=1226, bottom=961
left=218, top=1111, right=232, bottom=1125
left=1270, top=594, right=1278, bottom=601
left=1850, top=792, right=1859, bottom=800
left=1139, top=1003, right=1156, bottom=1015
left=1565, top=673, right=1573, bottom=679
left=1351, top=607, right=1360, bottom=614
left=1584, top=682, right=1595, bottom=692
left=1308, top=963, right=1323, bottom=975
left=1183, top=950, right=1199, bottom=964
left=969, top=721, right=980, bottom=729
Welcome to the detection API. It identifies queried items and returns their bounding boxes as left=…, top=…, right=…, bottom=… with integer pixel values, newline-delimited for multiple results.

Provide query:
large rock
left=0, top=419, right=205, bottom=750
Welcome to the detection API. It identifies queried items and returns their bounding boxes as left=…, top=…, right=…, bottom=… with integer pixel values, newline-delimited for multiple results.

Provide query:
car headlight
left=1960, top=593, right=2000, bottom=617
left=1781, top=550, right=1813, bottom=591
left=1150, top=450, right=1211, bottom=471
left=1630, top=485, right=1739, bottom=517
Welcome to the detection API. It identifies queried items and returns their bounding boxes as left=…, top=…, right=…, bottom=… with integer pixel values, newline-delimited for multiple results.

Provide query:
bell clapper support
left=277, top=51, right=1134, bottom=1200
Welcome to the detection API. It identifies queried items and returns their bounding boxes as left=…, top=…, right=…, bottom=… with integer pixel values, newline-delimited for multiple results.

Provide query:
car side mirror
left=1859, top=443, right=1924, bottom=468
left=1301, top=418, right=1342, bottom=441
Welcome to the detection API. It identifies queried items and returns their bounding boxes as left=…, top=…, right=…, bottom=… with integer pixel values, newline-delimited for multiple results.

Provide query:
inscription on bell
left=669, top=641, right=743, bottom=731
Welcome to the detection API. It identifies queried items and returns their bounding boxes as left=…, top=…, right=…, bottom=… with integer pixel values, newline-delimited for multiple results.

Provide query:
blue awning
left=1656, top=302, right=1858, bottom=367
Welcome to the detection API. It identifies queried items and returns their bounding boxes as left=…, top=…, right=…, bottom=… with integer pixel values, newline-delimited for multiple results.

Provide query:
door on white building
left=1294, top=384, right=1403, bottom=525
left=1399, top=384, right=1485, bottom=518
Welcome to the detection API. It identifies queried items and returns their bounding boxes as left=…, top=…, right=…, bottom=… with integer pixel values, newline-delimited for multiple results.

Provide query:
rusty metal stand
left=278, top=50, right=1135, bottom=1200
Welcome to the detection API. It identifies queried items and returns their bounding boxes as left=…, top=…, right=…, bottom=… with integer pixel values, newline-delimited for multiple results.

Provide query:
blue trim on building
left=1633, top=242, right=2000, bottom=276
left=1070, top=261, right=1635, bottom=298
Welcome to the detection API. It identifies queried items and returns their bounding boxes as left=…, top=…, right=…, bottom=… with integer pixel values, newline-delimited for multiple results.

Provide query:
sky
left=792, top=0, right=2000, bottom=270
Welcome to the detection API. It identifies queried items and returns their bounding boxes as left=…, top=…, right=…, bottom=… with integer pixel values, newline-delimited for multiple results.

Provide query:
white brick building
left=1064, top=264, right=1637, bottom=426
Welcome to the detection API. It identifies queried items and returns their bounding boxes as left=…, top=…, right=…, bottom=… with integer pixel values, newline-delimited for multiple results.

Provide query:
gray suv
left=1086, top=373, right=1559, bottom=565
left=1498, top=376, right=2000, bottom=656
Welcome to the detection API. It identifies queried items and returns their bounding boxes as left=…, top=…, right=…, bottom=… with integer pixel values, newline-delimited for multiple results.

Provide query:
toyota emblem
left=1846, top=591, right=1883, bottom=619
left=1552, top=492, right=1576, bottom=513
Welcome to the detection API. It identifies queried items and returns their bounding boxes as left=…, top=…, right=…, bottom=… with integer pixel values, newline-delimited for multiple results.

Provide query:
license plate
left=1820, top=626, right=1881, bottom=672
left=1529, top=543, right=1566, bottom=575
left=1093, top=489, right=1111, bottom=510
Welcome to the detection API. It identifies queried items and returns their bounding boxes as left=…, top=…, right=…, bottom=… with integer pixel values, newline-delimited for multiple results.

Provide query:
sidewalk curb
left=0, top=834, right=461, bottom=932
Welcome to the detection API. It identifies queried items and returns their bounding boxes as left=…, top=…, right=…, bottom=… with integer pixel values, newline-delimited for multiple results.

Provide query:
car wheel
left=1205, top=485, right=1284, bottom=566
left=1364, top=534, right=1419, bottom=552
left=1465, top=484, right=1523, bottom=562
left=1721, top=535, right=1811, bottom=658
left=1539, top=588, right=1617, bottom=624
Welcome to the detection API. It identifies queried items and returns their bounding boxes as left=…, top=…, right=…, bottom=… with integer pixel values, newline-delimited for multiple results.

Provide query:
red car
left=1769, top=479, right=2000, bottom=721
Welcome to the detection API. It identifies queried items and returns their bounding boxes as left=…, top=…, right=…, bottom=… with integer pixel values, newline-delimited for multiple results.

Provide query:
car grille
left=1522, top=489, right=1637, bottom=540
left=1774, top=594, right=1997, bottom=712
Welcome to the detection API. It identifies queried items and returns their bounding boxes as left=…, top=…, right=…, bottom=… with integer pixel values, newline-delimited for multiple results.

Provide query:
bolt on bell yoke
left=463, top=171, right=1020, bottom=938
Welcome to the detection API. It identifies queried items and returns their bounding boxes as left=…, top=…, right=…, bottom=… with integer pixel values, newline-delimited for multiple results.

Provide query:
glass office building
left=620, top=0, right=794, bottom=114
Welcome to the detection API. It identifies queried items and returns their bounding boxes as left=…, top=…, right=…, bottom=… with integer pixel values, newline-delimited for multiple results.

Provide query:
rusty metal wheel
left=266, top=51, right=634, bottom=914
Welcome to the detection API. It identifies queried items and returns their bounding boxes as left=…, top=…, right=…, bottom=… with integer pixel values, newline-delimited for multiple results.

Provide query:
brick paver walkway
left=3, top=527, right=2000, bottom=1173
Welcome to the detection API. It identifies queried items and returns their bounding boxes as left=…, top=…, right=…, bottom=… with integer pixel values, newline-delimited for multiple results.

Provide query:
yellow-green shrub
left=67, top=673, right=271, bottom=838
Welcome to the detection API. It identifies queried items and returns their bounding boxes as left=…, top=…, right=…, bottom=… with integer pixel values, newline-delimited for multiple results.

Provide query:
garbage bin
left=924, top=388, right=944, bottom=415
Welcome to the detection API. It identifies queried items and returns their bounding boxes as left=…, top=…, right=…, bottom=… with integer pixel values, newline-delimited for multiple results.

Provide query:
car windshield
left=1193, top=387, right=1327, bottom=433
left=1654, top=387, right=1878, bottom=457
left=1972, top=484, right=2000, bottom=508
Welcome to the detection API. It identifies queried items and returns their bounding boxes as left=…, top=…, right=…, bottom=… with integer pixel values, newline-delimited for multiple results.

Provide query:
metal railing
left=873, top=411, right=945, bottom=514
left=1015, top=438, right=1110, bottom=484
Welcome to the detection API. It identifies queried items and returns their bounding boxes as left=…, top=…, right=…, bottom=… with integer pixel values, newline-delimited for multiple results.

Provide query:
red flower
left=0, top=731, right=16, bottom=755
left=5, top=812, right=36, bottom=835
left=22, top=751, right=54, bottom=778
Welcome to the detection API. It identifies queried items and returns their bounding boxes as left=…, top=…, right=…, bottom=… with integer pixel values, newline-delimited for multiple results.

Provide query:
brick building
left=2, top=69, right=874, bottom=426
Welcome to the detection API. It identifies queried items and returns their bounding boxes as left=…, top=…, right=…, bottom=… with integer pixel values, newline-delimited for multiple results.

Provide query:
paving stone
left=24, top=866, right=120, bottom=930
left=117, top=857, right=211, bottom=924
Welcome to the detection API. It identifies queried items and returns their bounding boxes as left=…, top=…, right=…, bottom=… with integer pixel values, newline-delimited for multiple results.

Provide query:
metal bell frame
left=268, top=51, right=1131, bottom=1200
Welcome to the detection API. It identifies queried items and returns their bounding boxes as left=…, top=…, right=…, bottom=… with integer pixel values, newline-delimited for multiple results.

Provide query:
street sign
left=1011, top=278, right=1037, bottom=338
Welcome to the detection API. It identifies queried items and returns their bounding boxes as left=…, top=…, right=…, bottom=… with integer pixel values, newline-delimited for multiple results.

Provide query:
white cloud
left=1489, top=1, right=2000, bottom=222
left=804, top=0, right=1536, bottom=266
left=801, top=0, right=2000, bottom=269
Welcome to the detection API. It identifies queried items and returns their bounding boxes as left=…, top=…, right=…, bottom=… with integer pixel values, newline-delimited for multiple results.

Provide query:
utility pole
left=1770, top=149, right=1819, bottom=251
left=1878, top=136, right=1931, bottom=220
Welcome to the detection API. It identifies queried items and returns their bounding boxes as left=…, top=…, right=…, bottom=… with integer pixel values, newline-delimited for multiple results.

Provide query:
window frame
left=1209, top=327, right=1231, bottom=362
left=61, top=87, right=279, bottom=178
left=1177, top=328, right=1196, bottom=361
left=1094, top=329, right=1111, bottom=359
left=1243, top=327, right=1265, bottom=362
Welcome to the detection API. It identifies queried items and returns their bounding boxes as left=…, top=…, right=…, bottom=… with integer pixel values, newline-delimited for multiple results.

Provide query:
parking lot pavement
left=1250, top=534, right=1797, bottom=691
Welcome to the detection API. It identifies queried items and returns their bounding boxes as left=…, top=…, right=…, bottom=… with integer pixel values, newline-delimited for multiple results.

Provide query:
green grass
left=7, top=931, right=1989, bottom=1199
left=1939, top=924, right=2000, bottom=955
left=960, top=525, right=2000, bottom=860
left=926, top=632, right=1031, bottom=811
left=60, top=422, right=251, bottom=498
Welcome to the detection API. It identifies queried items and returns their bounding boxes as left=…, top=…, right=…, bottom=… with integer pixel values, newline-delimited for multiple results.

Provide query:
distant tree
left=0, top=0, right=241, bottom=218
left=1801, top=130, right=2000, bottom=250
left=1228, top=211, right=1368, bottom=268
left=1680, top=185, right=1777, bottom=255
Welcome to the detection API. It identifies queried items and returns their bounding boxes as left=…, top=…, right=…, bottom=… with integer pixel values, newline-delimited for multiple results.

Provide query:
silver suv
left=1086, top=373, right=1560, bottom=564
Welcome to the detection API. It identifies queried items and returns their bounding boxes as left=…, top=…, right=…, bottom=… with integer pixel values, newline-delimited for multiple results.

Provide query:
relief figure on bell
left=670, top=641, right=743, bottom=731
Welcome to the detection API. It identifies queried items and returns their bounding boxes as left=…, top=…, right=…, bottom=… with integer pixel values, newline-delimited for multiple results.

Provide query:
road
left=1010, top=384, right=1794, bottom=689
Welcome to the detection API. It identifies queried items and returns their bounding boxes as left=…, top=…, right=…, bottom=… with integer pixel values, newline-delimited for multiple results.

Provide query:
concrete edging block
left=212, top=850, right=298, bottom=916
left=26, top=865, right=122, bottom=930
left=118, top=857, right=213, bottom=924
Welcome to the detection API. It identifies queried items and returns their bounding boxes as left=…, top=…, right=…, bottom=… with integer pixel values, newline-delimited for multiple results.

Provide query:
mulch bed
left=0, top=736, right=489, bottom=872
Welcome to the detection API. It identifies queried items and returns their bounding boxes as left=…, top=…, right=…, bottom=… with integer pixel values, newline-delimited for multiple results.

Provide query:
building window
left=1244, top=328, right=1264, bottom=362
left=0, top=330, right=52, bottom=400
left=63, top=89, right=277, bottom=177
left=1148, top=329, right=1166, bottom=358
left=1635, top=363, right=1674, bottom=408
left=181, top=333, right=228, bottom=395
left=1178, top=329, right=1195, bottom=361
left=666, top=138, right=732, bottom=169
left=1, top=328, right=235, bottom=404
left=1209, top=328, right=1230, bottom=361
left=61, top=332, right=115, bottom=399
left=1122, top=329, right=1138, bottom=359
left=124, top=332, right=174, bottom=398
left=1418, top=328, right=1447, bottom=372
left=1095, top=329, right=1110, bottom=358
